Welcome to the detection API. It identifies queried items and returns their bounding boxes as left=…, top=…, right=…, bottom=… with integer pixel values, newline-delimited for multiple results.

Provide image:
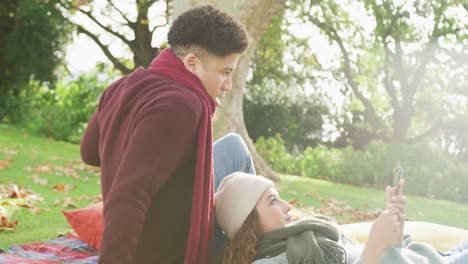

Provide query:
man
left=80, top=5, right=252, bottom=264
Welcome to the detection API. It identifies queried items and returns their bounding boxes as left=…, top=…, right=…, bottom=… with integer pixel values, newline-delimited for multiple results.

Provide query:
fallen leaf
left=0, top=157, right=13, bottom=170
left=0, top=148, right=17, bottom=155
left=33, top=163, right=53, bottom=174
left=29, top=207, right=50, bottom=215
left=63, top=197, right=76, bottom=208
left=0, top=205, right=6, bottom=215
left=31, top=174, right=48, bottom=185
left=52, top=183, right=75, bottom=193
left=9, top=185, right=20, bottom=198
left=53, top=200, right=61, bottom=206
left=0, top=216, right=18, bottom=232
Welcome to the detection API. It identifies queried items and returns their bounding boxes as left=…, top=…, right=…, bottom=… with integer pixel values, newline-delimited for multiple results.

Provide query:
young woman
left=214, top=172, right=468, bottom=264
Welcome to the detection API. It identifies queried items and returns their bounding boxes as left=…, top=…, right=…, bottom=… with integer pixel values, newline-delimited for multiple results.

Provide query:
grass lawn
left=0, top=124, right=101, bottom=248
left=1, top=123, right=467, bottom=248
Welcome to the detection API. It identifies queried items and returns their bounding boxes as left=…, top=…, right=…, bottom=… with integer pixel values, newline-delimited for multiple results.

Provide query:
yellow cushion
left=339, top=221, right=468, bottom=252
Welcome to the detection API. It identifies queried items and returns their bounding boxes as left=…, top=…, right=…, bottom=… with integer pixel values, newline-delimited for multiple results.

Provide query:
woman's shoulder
left=252, top=252, right=288, bottom=264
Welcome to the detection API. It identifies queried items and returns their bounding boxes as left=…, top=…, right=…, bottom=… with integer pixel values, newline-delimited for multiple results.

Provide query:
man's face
left=192, top=53, right=240, bottom=107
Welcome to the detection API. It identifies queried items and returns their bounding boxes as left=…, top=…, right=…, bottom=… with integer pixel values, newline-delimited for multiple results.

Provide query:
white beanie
left=214, top=172, right=274, bottom=240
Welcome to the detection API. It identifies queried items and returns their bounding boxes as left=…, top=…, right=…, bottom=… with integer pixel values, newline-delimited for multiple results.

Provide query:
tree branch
left=107, top=0, right=135, bottom=27
left=151, top=22, right=168, bottom=34
left=307, top=13, right=381, bottom=132
left=410, top=1, right=447, bottom=91
left=78, top=8, right=133, bottom=47
left=408, top=119, right=468, bottom=144
left=383, top=45, right=399, bottom=112
left=77, top=25, right=132, bottom=74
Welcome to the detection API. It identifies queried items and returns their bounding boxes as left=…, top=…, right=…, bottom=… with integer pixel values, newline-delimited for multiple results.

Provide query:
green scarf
left=254, top=216, right=347, bottom=264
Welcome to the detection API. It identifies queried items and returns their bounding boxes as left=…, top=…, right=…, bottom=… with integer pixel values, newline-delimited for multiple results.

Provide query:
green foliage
left=256, top=135, right=468, bottom=203
left=289, top=0, right=468, bottom=147
left=249, top=7, right=289, bottom=85
left=244, top=81, right=328, bottom=150
left=17, top=64, right=118, bottom=143
left=0, top=0, right=72, bottom=121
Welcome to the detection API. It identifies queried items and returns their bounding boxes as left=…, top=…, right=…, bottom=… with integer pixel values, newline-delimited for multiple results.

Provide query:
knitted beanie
left=214, top=172, right=274, bottom=240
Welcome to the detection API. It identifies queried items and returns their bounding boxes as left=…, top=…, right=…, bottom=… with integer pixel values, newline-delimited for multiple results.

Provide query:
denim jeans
left=212, top=133, right=256, bottom=256
left=440, top=239, right=468, bottom=263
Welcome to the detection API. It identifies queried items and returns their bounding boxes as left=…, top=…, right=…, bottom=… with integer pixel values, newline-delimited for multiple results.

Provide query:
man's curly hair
left=168, top=5, right=250, bottom=58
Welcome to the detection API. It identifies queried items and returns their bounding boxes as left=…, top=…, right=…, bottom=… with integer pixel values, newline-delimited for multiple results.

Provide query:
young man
left=80, top=5, right=252, bottom=264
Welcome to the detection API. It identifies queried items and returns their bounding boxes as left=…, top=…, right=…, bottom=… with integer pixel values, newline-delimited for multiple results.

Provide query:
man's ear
left=182, top=53, right=199, bottom=73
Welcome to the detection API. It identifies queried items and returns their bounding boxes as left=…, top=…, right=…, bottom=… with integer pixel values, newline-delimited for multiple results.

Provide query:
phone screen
left=393, top=166, right=403, bottom=195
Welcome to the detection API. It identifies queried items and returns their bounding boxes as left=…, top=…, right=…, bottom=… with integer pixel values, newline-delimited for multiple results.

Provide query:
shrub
left=255, top=136, right=468, bottom=203
left=18, top=64, right=118, bottom=143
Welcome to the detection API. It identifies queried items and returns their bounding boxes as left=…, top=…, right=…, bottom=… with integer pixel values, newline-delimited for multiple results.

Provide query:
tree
left=59, top=0, right=171, bottom=74
left=294, top=0, right=467, bottom=148
left=243, top=4, right=330, bottom=151
left=0, top=0, right=71, bottom=121
left=172, top=0, right=285, bottom=180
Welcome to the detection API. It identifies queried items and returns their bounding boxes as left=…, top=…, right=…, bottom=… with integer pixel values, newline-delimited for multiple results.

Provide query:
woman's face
left=255, top=187, right=293, bottom=233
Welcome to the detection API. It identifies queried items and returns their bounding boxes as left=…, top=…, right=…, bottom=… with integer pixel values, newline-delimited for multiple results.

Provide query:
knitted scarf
left=255, top=216, right=347, bottom=264
left=148, top=48, right=215, bottom=264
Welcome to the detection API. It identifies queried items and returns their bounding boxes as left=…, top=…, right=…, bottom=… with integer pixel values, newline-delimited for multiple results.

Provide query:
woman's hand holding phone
left=361, top=169, right=409, bottom=263
left=386, top=174, right=407, bottom=245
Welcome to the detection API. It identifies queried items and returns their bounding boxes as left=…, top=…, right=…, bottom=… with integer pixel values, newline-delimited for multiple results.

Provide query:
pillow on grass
left=62, top=202, right=103, bottom=251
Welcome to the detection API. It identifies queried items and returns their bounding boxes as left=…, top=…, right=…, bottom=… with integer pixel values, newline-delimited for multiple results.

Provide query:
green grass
left=277, top=174, right=468, bottom=229
left=1, top=123, right=467, bottom=249
left=0, top=124, right=100, bottom=248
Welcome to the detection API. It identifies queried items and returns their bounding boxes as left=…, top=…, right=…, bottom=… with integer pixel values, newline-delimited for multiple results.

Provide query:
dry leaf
left=9, top=185, right=20, bottom=198
left=0, top=157, right=13, bottom=170
left=53, top=199, right=61, bottom=206
left=33, top=163, right=53, bottom=174
left=0, top=216, right=18, bottom=232
left=31, top=174, right=48, bottom=185
left=52, top=183, right=75, bottom=193
left=29, top=207, right=50, bottom=215
left=63, top=197, right=76, bottom=208
left=0, top=148, right=17, bottom=155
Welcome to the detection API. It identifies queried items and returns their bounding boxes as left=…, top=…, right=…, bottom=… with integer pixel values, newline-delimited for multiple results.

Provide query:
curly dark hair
left=168, top=5, right=250, bottom=58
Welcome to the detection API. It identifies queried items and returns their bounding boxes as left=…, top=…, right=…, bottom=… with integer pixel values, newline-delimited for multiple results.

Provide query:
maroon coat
left=81, top=67, right=203, bottom=263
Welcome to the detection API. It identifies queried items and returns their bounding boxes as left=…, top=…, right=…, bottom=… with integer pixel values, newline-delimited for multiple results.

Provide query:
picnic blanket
left=0, top=235, right=98, bottom=264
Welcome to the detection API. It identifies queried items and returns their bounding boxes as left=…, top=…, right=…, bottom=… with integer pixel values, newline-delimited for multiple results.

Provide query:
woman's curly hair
left=168, top=5, right=250, bottom=58
left=221, top=209, right=260, bottom=264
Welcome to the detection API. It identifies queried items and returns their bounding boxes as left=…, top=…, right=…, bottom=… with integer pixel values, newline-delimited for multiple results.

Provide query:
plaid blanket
left=0, top=235, right=98, bottom=263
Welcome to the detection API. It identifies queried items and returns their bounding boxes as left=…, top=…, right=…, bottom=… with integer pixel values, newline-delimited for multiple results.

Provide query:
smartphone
left=393, top=166, right=404, bottom=195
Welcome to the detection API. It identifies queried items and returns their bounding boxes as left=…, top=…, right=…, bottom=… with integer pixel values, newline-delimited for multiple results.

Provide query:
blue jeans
left=440, top=240, right=468, bottom=263
left=212, top=133, right=256, bottom=256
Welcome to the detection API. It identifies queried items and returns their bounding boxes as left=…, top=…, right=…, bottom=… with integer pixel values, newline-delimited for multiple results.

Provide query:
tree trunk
left=132, top=2, right=160, bottom=68
left=174, top=0, right=284, bottom=181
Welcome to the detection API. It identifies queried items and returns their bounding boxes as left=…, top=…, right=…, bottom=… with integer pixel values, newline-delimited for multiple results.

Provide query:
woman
left=214, top=172, right=468, bottom=264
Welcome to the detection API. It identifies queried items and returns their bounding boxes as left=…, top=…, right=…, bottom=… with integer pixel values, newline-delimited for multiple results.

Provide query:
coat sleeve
left=80, top=110, right=101, bottom=167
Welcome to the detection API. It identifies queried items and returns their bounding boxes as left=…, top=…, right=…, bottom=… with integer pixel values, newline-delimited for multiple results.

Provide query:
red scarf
left=148, top=48, right=215, bottom=264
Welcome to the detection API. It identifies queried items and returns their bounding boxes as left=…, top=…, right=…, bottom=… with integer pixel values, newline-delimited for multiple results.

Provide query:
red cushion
left=62, top=202, right=103, bottom=250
